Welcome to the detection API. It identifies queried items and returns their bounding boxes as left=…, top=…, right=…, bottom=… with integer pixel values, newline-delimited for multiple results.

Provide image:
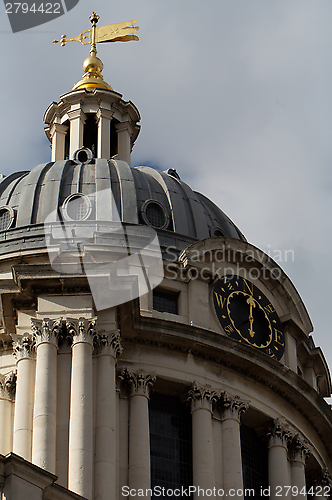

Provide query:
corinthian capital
left=94, top=329, right=123, bottom=357
left=188, top=382, right=221, bottom=412
left=66, top=317, right=97, bottom=346
left=220, top=391, right=249, bottom=420
left=124, top=369, right=156, bottom=398
left=267, top=418, right=292, bottom=447
left=31, top=318, right=62, bottom=347
left=0, top=371, right=16, bottom=400
left=290, top=433, right=311, bottom=462
left=12, top=335, right=36, bottom=361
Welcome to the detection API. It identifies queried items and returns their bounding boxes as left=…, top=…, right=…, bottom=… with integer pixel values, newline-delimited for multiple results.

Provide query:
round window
left=62, top=194, right=92, bottom=221
left=141, top=200, right=169, bottom=230
left=72, top=147, right=93, bottom=165
left=0, top=206, right=14, bottom=231
left=211, top=226, right=225, bottom=237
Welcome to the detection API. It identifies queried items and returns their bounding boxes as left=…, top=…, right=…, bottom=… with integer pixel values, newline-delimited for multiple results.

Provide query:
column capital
left=120, top=368, right=156, bottom=398
left=66, top=317, right=97, bottom=347
left=289, top=433, right=311, bottom=463
left=49, top=122, right=68, bottom=138
left=96, top=108, right=114, bottom=121
left=12, top=334, right=36, bottom=361
left=188, top=382, right=220, bottom=413
left=67, top=108, right=87, bottom=123
left=0, top=371, right=16, bottom=400
left=94, top=329, right=123, bottom=357
left=220, top=391, right=249, bottom=421
left=267, top=418, right=292, bottom=448
left=31, top=318, right=62, bottom=347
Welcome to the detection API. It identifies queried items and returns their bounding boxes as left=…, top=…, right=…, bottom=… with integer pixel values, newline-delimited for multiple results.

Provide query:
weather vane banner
left=4, top=0, right=79, bottom=32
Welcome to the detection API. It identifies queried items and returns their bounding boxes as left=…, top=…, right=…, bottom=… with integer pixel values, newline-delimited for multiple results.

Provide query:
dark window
left=150, top=393, right=192, bottom=499
left=241, top=424, right=269, bottom=496
left=0, top=208, right=13, bottom=231
left=83, top=114, right=98, bottom=155
left=145, top=203, right=165, bottom=228
left=153, top=290, right=179, bottom=314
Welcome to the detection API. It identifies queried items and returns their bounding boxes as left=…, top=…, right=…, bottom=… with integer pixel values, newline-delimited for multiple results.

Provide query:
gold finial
left=53, top=13, right=139, bottom=91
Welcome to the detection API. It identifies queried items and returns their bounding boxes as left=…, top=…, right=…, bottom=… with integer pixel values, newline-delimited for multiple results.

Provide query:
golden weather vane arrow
left=53, top=12, right=139, bottom=91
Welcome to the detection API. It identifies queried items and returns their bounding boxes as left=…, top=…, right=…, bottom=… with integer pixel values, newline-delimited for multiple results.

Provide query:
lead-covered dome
left=0, top=158, right=245, bottom=256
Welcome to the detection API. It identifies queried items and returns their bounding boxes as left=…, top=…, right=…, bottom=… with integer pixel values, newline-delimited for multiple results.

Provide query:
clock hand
left=247, top=296, right=256, bottom=338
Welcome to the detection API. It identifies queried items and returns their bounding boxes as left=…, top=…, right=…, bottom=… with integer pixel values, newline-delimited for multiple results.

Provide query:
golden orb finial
left=53, top=13, right=139, bottom=91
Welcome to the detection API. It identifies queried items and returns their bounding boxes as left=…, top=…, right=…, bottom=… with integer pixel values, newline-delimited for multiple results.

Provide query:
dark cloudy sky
left=1, top=0, right=332, bottom=397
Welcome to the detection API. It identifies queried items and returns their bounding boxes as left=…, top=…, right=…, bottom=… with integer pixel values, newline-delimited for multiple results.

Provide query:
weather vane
left=53, top=13, right=139, bottom=91
left=54, top=12, right=139, bottom=55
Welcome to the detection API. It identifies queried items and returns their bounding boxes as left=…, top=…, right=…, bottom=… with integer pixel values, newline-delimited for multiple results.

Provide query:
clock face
left=212, top=275, right=285, bottom=361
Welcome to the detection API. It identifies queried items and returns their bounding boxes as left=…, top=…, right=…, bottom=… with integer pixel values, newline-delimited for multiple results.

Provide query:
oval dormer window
left=211, top=226, right=225, bottom=237
left=62, top=194, right=92, bottom=221
left=141, top=200, right=169, bottom=230
left=0, top=206, right=15, bottom=231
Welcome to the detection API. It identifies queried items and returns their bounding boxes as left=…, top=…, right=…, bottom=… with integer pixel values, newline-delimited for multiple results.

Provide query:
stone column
left=290, top=434, right=310, bottom=499
left=220, top=392, right=249, bottom=499
left=67, top=317, right=96, bottom=500
left=56, top=326, right=72, bottom=488
left=0, top=372, right=16, bottom=455
left=188, top=383, right=220, bottom=497
left=12, top=335, right=35, bottom=461
left=267, top=419, right=292, bottom=500
left=125, top=369, right=156, bottom=498
left=94, top=329, right=123, bottom=500
left=96, top=108, right=113, bottom=159
left=68, top=107, right=86, bottom=159
left=50, top=122, right=68, bottom=161
left=116, top=123, right=131, bottom=166
left=31, top=318, right=60, bottom=474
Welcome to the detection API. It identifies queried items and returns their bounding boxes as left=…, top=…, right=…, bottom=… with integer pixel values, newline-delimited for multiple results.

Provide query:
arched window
left=149, top=393, right=192, bottom=498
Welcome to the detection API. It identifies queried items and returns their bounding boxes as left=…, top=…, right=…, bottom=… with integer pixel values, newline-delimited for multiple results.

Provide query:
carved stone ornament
left=220, top=391, right=249, bottom=419
left=12, top=335, right=36, bottom=361
left=66, top=317, right=97, bottom=346
left=307, top=467, right=332, bottom=489
left=120, top=368, right=156, bottom=398
left=0, top=371, right=16, bottom=400
left=267, top=418, right=292, bottom=447
left=290, top=433, right=311, bottom=462
left=93, top=329, right=123, bottom=357
left=31, top=318, right=62, bottom=347
left=188, top=382, right=221, bottom=412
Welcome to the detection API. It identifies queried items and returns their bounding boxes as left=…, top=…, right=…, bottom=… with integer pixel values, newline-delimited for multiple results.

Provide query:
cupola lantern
left=44, top=13, right=140, bottom=165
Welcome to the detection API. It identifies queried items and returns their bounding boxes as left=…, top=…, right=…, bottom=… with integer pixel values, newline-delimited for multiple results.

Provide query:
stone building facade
left=0, top=30, right=332, bottom=500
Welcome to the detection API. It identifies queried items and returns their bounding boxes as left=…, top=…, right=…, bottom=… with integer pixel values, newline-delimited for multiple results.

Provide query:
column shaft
left=94, top=330, right=122, bottom=500
left=192, top=407, right=215, bottom=490
left=68, top=109, right=85, bottom=159
left=117, top=125, right=131, bottom=166
left=67, top=317, right=96, bottom=500
left=188, top=383, right=220, bottom=499
left=12, top=342, right=35, bottom=461
left=125, top=370, right=155, bottom=498
left=268, top=419, right=292, bottom=500
left=129, top=394, right=150, bottom=492
left=32, top=341, right=57, bottom=472
left=68, top=341, right=93, bottom=499
left=220, top=393, right=249, bottom=499
left=56, top=350, right=71, bottom=487
left=0, top=373, right=15, bottom=455
left=290, top=435, right=310, bottom=499
left=97, top=109, right=113, bottom=158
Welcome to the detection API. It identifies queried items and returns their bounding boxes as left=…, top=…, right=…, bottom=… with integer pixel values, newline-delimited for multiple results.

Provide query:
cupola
left=44, top=13, right=140, bottom=165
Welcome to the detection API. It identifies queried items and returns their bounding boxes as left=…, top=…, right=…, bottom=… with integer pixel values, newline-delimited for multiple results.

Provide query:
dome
left=0, top=156, right=245, bottom=256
